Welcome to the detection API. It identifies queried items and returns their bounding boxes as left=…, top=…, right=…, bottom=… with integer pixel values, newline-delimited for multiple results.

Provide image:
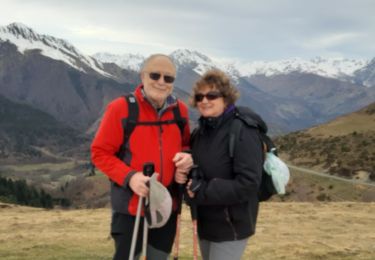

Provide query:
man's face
left=141, top=56, right=176, bottom=108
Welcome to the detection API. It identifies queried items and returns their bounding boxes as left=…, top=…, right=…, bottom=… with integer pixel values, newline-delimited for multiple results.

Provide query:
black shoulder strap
left=229, top=108, right=259, bottom=158
left=124, top=93, right=139, bottom=145
left=172, top=103, right=187, bottom=136
left=260, top=133, right=277, bottom=154
left=229, top=118, right=243, bottom=158
left=117, top=93, right=139, bottom=159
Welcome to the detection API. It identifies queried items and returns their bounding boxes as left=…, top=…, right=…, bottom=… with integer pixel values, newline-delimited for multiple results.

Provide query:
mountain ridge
left=0, top=23, right=111, bottom=77
left=2, top=22, right=373, bottom=87
left=1, top=22, right=374, bottom=135
left=94, top=50, right=370, bottom=86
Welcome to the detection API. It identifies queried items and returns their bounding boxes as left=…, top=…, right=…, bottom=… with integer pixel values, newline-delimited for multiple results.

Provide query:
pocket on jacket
left=198, top=205, right=226, bottom=222
left=228, top=203, right=249, bottom=222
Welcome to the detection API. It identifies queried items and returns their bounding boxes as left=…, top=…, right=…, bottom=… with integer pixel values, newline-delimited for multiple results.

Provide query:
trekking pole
left=141, top=162, right=154, bottom=260
left=191, top=201, right=198, bottom=260
left=173, top=184, right=185, bottom=260
left=189, top=165, right=201, bottom=260
left=129, top=162, right=154, bottom=260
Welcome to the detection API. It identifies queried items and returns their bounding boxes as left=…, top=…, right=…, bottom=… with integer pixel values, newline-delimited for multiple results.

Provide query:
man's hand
left=173, top=152, right=193, bottom=172
left=175, top=168, right=188, bottom=184
left=129, top=172, right=151, bottom=197
left=173, top=152, right=193, bottom=184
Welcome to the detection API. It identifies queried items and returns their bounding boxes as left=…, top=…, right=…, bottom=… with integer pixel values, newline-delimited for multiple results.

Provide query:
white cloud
left=303, top=32, right=362, bottom=49
left=0, top=0, right=374, bottom=61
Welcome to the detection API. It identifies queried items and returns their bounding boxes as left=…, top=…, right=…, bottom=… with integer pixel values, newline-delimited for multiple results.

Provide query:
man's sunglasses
left=194, top=91, right=223, bottom=102
left=148, top=72, right=175, bottom=84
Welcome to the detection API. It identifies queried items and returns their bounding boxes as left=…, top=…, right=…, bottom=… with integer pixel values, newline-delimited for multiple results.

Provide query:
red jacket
left=91, top=85, right=190, bottom=215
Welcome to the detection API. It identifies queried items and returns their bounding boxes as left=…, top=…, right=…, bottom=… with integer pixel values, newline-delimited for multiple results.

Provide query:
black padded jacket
left=190, top=107, right=263, bottom=242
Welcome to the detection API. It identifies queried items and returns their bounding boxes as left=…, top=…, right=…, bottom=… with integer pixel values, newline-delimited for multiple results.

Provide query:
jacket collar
left=199, top=105, right=236, bottom=130
left=134, top=84, right=178, bottom=114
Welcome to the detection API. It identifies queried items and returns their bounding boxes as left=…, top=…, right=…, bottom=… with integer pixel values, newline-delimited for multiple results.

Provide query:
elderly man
left=91, top=54, right=192, bottom=260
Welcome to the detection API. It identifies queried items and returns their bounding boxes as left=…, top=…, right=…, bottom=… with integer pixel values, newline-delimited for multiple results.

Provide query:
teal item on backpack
left=263, top=150, right=290, bottom=194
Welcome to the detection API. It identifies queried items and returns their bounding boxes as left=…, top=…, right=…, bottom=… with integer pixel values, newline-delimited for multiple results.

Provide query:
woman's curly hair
left=190, top=69, right=239, bottom=107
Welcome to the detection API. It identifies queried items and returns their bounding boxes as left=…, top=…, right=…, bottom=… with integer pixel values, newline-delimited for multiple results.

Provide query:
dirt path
left=288, top=164, right=375, bottom=187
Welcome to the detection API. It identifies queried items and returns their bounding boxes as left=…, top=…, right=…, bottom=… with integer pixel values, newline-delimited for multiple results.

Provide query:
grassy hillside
left=274, top=102, right=375, bottom=182
left=0, top=160, right=97, bottom=209
left=0, top=202, right=374, bottom=260
left=0, top=94, right=88, bottom=163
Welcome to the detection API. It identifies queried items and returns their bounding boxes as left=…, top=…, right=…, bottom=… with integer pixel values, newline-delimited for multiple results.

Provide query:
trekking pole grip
left=189, top=165, right=201, bottom=193
left=143, top=162, right=154, bottom=177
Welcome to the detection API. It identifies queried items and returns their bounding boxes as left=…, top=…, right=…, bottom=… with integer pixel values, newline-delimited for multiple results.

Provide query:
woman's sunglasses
left=148, top=72, right=175, bottom=84
left=194, top=91, right=223, bottom=102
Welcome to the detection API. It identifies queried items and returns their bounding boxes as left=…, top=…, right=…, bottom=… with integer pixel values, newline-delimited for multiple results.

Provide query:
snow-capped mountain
left=0, top=23, right=111, bottom=77
left=231, top=57, right=369, bottom=80
left=94, top=48, right=369, bottom=85
left=1, top=22, right=374, bottom=135
left=2, top=22, right=368, bottom=88
left=94, top=49, right=242, bottom=83
left=93, top=49, right=220, bottom=75
left=170, top=49, right=242, bottom=81
left=170, top=49, right=216, bottom=73
left=92, top=52, right=145, bottom=72
left=354, top=58, right=375, bottom=87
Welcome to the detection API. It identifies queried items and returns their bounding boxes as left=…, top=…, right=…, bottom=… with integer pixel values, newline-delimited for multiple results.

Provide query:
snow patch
left=0, top=23, right=112, bottom=77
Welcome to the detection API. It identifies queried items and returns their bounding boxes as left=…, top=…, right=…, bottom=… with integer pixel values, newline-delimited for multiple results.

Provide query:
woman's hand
left=186, top=179, right=195, bottom=198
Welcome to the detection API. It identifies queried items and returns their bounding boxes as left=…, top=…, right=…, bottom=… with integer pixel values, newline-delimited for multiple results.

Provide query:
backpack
left=229, top=106, right=278, bottom=202
left=116, top=93, right=187, bottom=160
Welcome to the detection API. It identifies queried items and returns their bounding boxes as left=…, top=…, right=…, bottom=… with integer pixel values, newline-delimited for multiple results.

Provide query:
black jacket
left=190, top=108, right=263, bottom=242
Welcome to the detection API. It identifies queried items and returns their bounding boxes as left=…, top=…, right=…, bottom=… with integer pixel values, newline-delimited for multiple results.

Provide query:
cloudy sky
left=1, top=0, right=374, bottom=61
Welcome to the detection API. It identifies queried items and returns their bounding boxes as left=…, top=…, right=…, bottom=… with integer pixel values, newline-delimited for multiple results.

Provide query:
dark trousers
left=111, top=211, right=177, bottom=260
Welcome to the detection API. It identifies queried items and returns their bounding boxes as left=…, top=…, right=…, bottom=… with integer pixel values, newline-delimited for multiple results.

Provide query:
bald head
left=141, top=54, right=176, bottom=74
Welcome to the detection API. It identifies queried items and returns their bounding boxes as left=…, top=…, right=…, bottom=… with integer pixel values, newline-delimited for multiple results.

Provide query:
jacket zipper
left=158, top=122, right=163, bottom=183
left=149, top=102, right=178, bottom=185
left=224, top=207, right=238, bottom=240
left=157, top=104, right=178, bottom=184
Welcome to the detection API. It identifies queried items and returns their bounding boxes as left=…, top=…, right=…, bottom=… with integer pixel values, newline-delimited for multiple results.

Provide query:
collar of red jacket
left=134, top=84, right=179, bottom=110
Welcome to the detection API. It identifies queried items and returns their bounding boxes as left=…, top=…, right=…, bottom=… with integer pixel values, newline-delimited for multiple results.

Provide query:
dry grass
left=249, top=202, right=375, bottom=260
left=1, top=202, right=374, bottom=260
left=306, top=113, right=375, bottom=138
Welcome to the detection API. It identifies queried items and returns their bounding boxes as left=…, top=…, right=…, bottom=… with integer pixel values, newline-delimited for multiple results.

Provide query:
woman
left=176, top=69, right=263, bottom=260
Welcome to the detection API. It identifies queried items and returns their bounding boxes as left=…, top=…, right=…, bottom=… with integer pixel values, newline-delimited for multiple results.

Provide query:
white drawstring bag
left=263, top=150, right=290, bottom=194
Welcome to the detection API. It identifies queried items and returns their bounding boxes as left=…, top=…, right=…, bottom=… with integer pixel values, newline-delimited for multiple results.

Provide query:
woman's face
left=195, top=86, right=226, bottom=117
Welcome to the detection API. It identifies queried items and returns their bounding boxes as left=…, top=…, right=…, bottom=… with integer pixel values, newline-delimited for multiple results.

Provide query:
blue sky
left=1, top=0, right=374, bottom=61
